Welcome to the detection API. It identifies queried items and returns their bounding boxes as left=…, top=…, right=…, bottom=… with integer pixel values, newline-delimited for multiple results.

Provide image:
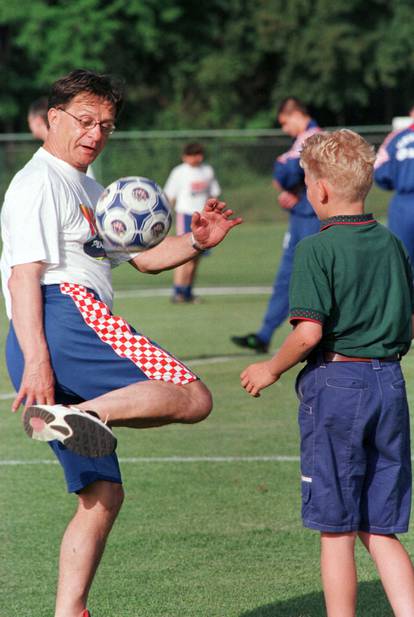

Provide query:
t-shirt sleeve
left=289, top=240, right=332, bottom=324
left=5, top=173, right=61, bottom=267
left=106, top=249, right=139, bottom=268
left=209, top=167, right=221, bottom=197
left=164, top=168, right=180, bottom=202
left=373, top=133, right=395, bottom=190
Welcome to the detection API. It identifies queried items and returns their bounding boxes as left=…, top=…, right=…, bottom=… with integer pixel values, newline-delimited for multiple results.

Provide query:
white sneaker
left=23, top=405, right=117, bottom=458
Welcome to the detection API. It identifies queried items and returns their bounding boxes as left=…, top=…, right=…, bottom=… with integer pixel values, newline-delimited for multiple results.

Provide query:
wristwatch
left=190, top=233, right=205, bottom=252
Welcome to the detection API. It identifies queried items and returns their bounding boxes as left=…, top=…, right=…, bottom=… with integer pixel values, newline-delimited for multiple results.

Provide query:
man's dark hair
left=48, top=69, right=124, bottom=117
left=277, top=97, right=309, bottom=117
left=28, top=97, right=49, bottom=122
left=183, top=142, right=205, bottom=156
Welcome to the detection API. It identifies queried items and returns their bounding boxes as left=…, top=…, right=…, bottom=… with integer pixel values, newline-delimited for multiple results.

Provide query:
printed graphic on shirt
left=190, top=180, right=209, bottom=196
left=395, top=132, right=414, bottom=161
left=79, top=203, right=107, bottom=259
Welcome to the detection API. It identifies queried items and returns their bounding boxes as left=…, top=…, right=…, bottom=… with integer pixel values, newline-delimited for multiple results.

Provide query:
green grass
left=0, top=215, right=409, bottom=617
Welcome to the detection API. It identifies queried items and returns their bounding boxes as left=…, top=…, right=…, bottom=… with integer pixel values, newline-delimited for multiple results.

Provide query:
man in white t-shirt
left=1, top=69, right=242, bottom=617
left=164, top=142, right=221, bottom=302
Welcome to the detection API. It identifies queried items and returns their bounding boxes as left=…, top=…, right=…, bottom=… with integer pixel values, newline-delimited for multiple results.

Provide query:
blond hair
left=300, top=129, right=376, bottom=202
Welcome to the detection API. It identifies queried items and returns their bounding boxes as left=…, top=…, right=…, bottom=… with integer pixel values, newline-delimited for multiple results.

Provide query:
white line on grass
left=0, top=392, right=14, bottom=400
left=115, top=286, right=271, bottom=299
left=0, top=455, right=300, bottom=466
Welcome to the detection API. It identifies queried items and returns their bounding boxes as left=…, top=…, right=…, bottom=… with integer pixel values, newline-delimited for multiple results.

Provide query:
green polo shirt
left=289, top=213, right=414, bottom=357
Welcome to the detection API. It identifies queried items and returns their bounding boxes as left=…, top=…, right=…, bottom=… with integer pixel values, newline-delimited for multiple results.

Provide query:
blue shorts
left=6, top=283, right=197, bottom=493
left=296, top=356, right=412, bottom=534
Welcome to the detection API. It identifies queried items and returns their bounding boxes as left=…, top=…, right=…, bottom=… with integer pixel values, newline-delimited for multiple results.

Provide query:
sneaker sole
left=23, top=406, right=117, bottom=458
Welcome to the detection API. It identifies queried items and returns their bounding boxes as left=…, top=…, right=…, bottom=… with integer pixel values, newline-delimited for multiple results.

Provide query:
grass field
left=1, top=190, right=411, bottom=617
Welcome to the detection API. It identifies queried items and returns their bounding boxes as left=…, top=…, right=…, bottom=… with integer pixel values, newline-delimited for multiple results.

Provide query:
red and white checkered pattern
left=60, top=283, right=197, bottom=385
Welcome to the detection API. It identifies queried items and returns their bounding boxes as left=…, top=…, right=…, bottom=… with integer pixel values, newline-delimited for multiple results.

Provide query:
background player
left=27, top=97, right=49, bottom=141
left=374, top=104, right=414, bottom=264
left=1, top=69, right=241, bottom=617
left=231, top=97, right=320, bottom=353
left=164, top=142, right=221, bottom=303
left=240, top=129, right=414, bottom=617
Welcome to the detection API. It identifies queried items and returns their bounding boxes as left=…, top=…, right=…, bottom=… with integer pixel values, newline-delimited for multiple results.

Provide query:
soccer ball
left=95, top=176, right=172, bottom=252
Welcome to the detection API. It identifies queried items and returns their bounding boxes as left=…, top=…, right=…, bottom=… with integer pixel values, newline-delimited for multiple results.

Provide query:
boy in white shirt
left=164, top=142, right=221, bottom=303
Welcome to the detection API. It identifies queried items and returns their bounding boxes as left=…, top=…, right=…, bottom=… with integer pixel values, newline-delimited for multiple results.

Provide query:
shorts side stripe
left=59, top=283, right=197, bottom=386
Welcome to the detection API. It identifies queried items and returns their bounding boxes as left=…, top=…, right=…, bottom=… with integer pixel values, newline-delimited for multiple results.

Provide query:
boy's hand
left=240, top=361, right=280, bottom=397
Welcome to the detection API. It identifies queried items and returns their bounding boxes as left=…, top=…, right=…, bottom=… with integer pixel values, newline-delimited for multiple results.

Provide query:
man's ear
left=47, top=108, right=59, bottom=130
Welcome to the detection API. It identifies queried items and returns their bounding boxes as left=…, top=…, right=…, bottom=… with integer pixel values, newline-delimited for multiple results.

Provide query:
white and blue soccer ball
left=95, top=176, right=172, bottom=252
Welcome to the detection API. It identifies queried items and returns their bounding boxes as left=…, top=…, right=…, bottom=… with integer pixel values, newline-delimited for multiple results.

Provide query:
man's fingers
left=11, top=393, right=23, bottom=413
left=191, top=212, right=201, bottom=226
left=204, top=198, right=220, bottom=211
left=227, top=217, right=243, bottom=229
left=46, top=392, right=55, bottom=405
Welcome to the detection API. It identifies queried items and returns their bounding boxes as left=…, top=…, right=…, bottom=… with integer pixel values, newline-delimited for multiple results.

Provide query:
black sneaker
left=231, top=333, right=268, bottom=353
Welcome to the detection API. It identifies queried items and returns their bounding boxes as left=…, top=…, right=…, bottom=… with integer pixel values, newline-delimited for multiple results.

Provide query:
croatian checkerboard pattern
left=60, top=283, right=197, bottom=385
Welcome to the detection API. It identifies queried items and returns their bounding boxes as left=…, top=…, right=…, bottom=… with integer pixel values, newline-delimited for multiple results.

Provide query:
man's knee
left=79, top=481, right=125, bottom=518
left=181, top=381, right=213, bottom=423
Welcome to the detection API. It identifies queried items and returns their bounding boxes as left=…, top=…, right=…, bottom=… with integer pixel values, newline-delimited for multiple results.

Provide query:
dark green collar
left=320, top=213, right=376, bottom=231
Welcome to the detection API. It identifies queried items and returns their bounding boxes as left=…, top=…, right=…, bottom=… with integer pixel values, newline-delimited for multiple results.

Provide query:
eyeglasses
left=58, top=108, right=116, bottom=135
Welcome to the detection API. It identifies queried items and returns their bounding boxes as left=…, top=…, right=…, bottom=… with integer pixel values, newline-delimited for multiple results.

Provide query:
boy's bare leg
left=173, top=256, right=200, bottom=288
left=320, top=532, right=357, bottom=617
left=55, top=481, right=124, bottom=617
left=77, top=379, right=212, bottom=428
left=359, top=532, right=414, bottom=617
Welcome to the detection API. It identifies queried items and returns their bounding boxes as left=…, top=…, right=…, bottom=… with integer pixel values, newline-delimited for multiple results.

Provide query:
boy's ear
left=317, top=178, right=329, bottom=204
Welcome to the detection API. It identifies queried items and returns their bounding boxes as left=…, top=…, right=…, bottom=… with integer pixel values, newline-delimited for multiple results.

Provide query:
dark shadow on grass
left=239, top=580, right=392, bottom=617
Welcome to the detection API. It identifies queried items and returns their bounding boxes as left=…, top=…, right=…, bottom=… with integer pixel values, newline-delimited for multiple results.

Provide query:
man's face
left=278, top=111, right=303, bottom=137
left=46, top=93, right=115, bottom=171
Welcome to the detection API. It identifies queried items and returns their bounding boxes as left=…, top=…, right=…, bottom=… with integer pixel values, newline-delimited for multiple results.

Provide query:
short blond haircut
left=300, top=129, right=376, bottom=202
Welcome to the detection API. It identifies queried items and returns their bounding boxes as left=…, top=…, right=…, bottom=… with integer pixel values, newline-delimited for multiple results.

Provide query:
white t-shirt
left=164, top=162, right=221, bottom=215
left=1, top=147, right=130, bottom=318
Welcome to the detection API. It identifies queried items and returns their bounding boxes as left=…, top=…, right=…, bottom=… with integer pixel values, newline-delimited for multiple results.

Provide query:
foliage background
left=1, top=0, right=414, bottom=132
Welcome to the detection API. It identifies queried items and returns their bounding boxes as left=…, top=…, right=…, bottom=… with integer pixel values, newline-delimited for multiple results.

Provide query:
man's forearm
left=130, top=234, right=200, bottom=274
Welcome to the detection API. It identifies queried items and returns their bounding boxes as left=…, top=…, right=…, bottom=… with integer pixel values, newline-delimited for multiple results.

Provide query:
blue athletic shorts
left=296, top=355, right=412, bottom=534
left=6, top=283, right=198, bottom=493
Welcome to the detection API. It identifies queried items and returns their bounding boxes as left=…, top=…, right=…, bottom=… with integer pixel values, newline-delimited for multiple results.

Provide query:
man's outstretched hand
left=191, top=199, right=243, bottom=249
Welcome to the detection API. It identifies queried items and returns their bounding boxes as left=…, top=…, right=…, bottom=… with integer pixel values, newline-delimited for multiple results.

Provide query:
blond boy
left=241, top=129, right=414, bottom=616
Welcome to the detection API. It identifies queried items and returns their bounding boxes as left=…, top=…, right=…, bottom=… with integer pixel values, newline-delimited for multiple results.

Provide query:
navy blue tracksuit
left=257, top=120, right=320, bottom=345
left=374, top=124, right=414, bottom=265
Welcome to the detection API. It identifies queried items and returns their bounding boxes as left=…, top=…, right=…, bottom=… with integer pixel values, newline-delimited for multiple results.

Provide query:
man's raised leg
left=55, top=480, right=124, bottom=617
left=77, top=379, right=213, bottom=428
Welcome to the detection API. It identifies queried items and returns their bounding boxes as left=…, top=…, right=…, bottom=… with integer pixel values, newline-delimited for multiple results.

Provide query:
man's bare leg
left=359, top=532, right=414, bottom=617
left=320, top=532, right=357, bottom=617
left=77, top=379, right=212, bottom=428
left=55, top=480, right=124, bottom=617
